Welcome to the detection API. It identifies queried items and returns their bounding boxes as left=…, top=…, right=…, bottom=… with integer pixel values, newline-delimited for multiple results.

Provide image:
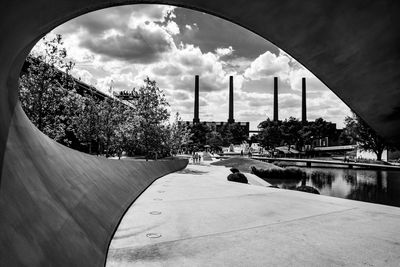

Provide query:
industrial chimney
left=193, top=75, right=200, bottom=123
left=228, top=76, right=235, bottom=123
left=273, top=77, right=278, bottom=122
left=302, top=77, right=307, bottom=123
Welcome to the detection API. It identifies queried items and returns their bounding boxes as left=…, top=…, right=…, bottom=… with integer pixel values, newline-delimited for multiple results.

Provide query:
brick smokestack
left=302, top=77, right=307, bottom=123
left=273, top=77, right=278, bottom=122
left=228, top=76, right=235, bottom=123
left=193, top=75, right=200, bottom=123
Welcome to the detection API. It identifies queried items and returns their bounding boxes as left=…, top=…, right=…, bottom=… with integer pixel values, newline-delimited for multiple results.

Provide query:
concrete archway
left=1, top=1, right=399, bottom=266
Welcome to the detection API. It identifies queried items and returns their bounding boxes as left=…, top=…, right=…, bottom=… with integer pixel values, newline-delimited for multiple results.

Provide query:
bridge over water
left=217, top=155, right=400, bottom=170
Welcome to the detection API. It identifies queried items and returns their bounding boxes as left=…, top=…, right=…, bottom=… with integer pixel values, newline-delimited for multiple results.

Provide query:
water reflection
left=265, top=168, right=400, bottom=208
left=309, top=171, right=335, bottom=189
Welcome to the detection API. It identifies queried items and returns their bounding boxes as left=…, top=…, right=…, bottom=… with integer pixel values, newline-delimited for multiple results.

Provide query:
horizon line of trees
left=253, top=117, right=343, bottom=151
left=252, top=114, right=392, bottom=161
left=19, top=34, right=393, bottom=161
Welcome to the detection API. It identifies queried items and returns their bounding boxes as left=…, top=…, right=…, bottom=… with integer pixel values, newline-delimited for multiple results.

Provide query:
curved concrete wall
left=1, top=0, right=399, bottom=266
left=0, top=103, right=188, bottom=266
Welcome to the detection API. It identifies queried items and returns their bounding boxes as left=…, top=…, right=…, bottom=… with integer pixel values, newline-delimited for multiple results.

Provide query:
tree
left=189, top=123, right=211, bottom=149
left=110, top=102, right=134, bottom=159
left=219, top=123, right=248, bottom=145
left=345, top=113, right=388, bottom=161
left=338, top=128, right=355, bottom=145
left=122, top=114, right=142, bottom=157
left=311, top=118, right=336, bottom=140
left=257, top=117, right=338, bottom=153
left=19, top=35, right=187, bottom=159
left=297, top=118, right=337, bottom=150
left=158, top=124, right=175, bottom=158
left=167, top=113, right=192, bottom=154
left=98, top=98, right=129, bottom=157
left=73, top=92, right=100, bottom=154
left=19, top=34, right=79, bottom=144
left=133, top=78, right=170, bottom=160
left=206, top=130, right=224, bottom=149
left=298, top=123, right=314, bottom=148
left=257, top=118, right=283, bottom=150
left=280, top=117, right=302, bottom=151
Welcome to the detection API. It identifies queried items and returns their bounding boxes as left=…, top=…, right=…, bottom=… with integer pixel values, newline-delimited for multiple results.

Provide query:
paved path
left=106, top=163, right=400, bottom=266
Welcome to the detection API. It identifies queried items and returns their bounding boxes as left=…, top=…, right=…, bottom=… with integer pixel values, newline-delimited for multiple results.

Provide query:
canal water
left=265, top=168, right=400, bottom=208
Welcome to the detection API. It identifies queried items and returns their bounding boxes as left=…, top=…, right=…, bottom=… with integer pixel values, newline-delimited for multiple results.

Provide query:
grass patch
left=211, top=156, right=281, bottom=173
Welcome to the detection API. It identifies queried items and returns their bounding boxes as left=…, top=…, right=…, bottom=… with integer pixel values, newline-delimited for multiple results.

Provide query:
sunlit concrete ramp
left=108, top=164, right=400, bottom=266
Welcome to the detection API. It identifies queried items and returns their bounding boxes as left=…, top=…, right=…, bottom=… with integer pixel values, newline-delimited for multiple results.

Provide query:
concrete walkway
left=106, top=163, right=400, bottom=266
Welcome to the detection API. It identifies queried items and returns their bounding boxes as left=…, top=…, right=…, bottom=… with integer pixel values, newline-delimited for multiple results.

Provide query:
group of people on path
left=192, top=152, right=202, bottom=164
left=240, top=150, right=252, bottom=158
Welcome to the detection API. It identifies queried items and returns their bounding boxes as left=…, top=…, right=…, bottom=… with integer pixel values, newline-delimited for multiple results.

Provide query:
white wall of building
left=356, top=149, right=388, bottom=161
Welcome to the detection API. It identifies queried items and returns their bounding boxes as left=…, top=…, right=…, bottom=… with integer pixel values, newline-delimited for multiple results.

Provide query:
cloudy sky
left=35, top=4, right=351, bottom=129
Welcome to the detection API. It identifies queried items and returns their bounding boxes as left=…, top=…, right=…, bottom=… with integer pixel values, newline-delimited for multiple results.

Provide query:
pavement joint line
left=135, top=191, right=282, bottom=205
left=140, top=190, right=354, bottom=206
left=117, top=207, right=358, bottom=250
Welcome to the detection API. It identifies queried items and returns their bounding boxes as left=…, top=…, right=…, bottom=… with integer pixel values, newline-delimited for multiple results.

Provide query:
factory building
left=182, top=75, right=250, bottom=138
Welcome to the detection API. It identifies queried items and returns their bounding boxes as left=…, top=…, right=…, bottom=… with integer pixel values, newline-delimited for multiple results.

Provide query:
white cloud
left=164, top=21, right=180, bottom=35
left=215, top=46, right=234, bottom=57
left=127, top=5, right=176, bottom=29
left=80, top=24, right=175, bottom=63
left=72, top=69, right=94, bottom=84
left=244, top=51, right=291, bottom=81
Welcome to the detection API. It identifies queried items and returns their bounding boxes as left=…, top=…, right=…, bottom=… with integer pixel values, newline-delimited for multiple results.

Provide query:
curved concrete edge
left=0, top=103, right=188, bottom=267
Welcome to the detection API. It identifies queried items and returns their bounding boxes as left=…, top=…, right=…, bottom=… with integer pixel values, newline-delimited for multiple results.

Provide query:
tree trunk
left=37, top=81, right=45, bottom=132
left=105, top=140, right=109, bottom=158
left=376, top=150, right=382, bottom=161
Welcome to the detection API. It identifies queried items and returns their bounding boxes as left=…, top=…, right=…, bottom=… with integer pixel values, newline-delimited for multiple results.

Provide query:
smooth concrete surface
left=107, top=163, right=400, bottom=266
left=1, top=1, right=400, bottom=266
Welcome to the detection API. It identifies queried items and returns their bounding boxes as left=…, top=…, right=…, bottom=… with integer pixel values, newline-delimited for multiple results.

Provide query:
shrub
left=251, top=166, right=306, bottom=180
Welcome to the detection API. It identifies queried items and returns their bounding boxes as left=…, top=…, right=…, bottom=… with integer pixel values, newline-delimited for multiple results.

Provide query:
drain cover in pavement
left=149, top=211, right=162, bottom=215
left=146, top=233, right=162, bottom=238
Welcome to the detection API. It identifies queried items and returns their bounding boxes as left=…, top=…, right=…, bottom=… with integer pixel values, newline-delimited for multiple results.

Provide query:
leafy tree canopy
left=19, top=34, right=80, bottom=144
left=345, top=113, right=388, bottom=160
